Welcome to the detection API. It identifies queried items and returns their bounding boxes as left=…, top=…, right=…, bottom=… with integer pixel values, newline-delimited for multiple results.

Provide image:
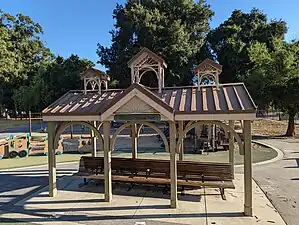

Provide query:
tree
left=97, top=0, right=214, bottom=88
left=207, top=8, right=287, bottom=84
left=249, top=39, right=299, bottom=136
left=13, top=55, right=93, bottom=112
left=0, top=10, right=52, bottom=112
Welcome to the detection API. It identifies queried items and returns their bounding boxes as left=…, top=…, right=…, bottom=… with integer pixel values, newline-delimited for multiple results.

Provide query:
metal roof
left=42, top=83, right=256, bottom=117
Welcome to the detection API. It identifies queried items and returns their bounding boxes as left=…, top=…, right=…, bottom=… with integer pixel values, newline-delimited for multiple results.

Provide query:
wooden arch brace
left=176, top=120, right=244, bottom=155
left=110, top=121, right=169, bottom=152
left=54, top=121, right=104, bottom=149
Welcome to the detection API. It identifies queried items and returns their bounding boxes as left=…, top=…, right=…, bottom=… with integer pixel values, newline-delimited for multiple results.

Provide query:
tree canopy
left=97, top=0, right=214, bottom=88
left=0, top=10, right=52, bottom=113
left=13, top=55, right=93, bottom=112
left=207, top=8, right=287, bottom=83
left=248, top=39, right=299, bottom=136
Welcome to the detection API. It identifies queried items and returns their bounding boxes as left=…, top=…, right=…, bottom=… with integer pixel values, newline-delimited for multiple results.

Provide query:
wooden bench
left=73, top=156, right=234, bottom=199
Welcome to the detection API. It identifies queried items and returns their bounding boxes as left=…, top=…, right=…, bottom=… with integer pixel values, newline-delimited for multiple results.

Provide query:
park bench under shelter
left=42, top=47, right=256, bottom=216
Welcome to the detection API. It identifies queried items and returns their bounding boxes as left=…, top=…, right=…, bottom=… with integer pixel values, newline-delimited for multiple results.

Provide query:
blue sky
left=1, top=0, right=298, bottom=70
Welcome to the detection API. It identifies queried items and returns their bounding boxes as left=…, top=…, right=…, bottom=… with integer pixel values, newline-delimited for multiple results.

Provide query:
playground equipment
left=6, top=134, right=30, bottom=158
left=159, top=123, right=229, bottom=152
left=29, top=135, right=63, bottom=156
left=61, top=135, right=93, bottom=154
left=78, top=135, right=92, bottom=154
left=0, top=140, right=9, bottom=159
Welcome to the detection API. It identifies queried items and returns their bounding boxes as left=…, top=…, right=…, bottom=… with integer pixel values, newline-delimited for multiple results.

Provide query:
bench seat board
left=73, top=173, right=235, bottom=188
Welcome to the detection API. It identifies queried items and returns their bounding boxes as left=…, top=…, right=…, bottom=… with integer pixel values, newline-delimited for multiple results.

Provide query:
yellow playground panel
left=29, top=135, right=63, bottom=156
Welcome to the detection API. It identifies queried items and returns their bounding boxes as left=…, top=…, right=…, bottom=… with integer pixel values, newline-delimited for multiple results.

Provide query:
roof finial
left=128, top=47, right=167, bottom=94
left=81, top=68, right=110, bottom=94
left=194, top=59, right=222, bottom=91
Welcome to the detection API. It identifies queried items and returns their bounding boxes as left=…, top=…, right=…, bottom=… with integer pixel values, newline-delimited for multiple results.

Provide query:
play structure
left=62, top=135, right=94, bottom=154
left=29, top=135, right=63, bottom=156
left=0, top=132, right=96, bottom=160
left=159, top=123, right=229, bottom=152
left=0, top=134, right=30, bottom=159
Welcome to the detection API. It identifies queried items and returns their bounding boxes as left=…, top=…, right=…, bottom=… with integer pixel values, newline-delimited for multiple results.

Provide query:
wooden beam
left=48, top=121, right=57, bottom=197
left=178, top=121, right=184, bottom=161
left=131, top=124, right=138, bottom=159
left=244, top=120, right=252, bottom=216
left=229, top=120, right=235, bottom=179
left=103, top=121, right=112, bottom=202
left=169, top=121, right=178, bottom=208
left=91, top=121, right=97, bottom=157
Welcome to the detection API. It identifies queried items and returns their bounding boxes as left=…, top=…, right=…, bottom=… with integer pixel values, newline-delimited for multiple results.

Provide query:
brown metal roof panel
left=173, top=89, right=182, bottom=111
left=224, top=85, right=242, bottom=111
left=163, top=90, right=172, bottom=105
left=217, top=87, right=229, bottom=111
left=196, top=88, right=203, bottom=112
left=234, top=84, right=256, bottom=111
left=76, top=93, right=102, bottom=113
left=206, top=86, right=216, bottom=112
left=184, top=88, right=192, bottom=112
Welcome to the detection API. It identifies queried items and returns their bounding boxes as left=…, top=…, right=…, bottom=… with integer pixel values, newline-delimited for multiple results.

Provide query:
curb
left=0, top=161, right=78, bottom=172
left=235, top=140, right=284, bottom=168
left=1, top=140, right=284, bottom=171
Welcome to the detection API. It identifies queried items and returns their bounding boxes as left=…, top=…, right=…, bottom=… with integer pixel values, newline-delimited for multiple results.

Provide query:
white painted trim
left=175, top=113, right=256, bottom=121
left=43, top=115, right=101, bottom=122
left=101, top=88, right=173, bottom=121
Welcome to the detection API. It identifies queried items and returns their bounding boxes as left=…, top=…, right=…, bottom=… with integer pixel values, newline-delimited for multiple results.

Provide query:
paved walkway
left=1, top=174, right=285, bottom=225
left=251, top=139, right=299, bottom=225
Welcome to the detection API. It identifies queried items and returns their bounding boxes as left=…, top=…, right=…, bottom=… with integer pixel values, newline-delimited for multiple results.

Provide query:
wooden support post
left=48, top=122, right=57, bottom=197
left=70, top=125, right=73, bottom=139
left=244, top=120, right=252, bottom=216
left=169, top=121, right=178, bottom=208
left=103, top=121, right=112, bottom=202
left=131, top=124, right=137, bottom=159
left=178, top=121, right=184, bottom=161
left=29, top=111, right=32, bottom=136
left=211, top=125, right=215, bottom=151
left=229, top=120, right=235, bottom=179
left=91, top=121, right=97, bottom=157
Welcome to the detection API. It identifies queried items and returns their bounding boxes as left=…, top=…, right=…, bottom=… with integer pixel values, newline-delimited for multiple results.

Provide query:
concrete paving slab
left=9, top=173, right=286, bottom=225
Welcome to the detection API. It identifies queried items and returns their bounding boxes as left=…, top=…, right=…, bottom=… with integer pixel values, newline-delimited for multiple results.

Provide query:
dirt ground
left=252, top=119, right=299, bottom=138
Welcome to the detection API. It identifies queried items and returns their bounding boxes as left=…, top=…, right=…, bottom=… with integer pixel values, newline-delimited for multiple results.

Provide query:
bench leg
left=180, top=186, right=185, bottom=196
left=163, top=185, right=169, bottom=194
left=127, top=183, right=134, bottom=191
left=79, top=178, right=89, bottom=188
left=219, top=188, right=226, bottom=200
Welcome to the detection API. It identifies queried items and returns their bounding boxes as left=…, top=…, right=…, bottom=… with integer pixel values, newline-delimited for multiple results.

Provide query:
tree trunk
left=285, top=111, right=296, bottom=137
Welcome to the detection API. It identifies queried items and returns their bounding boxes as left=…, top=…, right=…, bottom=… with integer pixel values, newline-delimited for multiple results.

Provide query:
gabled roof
left=80, top=67, right=110, bottom=81
left=100, top=82, right=174, bottom=115
left=194, top=58, right=222, bottom=74
left=42, top=82, right=256, bottom=120
left=127, top=47, right=167, bottom=68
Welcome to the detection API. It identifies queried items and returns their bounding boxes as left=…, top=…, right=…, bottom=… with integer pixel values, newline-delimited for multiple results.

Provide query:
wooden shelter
left=42, top=48, right=256, bottom=216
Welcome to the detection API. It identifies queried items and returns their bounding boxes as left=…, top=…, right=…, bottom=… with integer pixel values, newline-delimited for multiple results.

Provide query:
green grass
left=0, top=153, right=88, bottom=170
left=0, top=218, right=32, bottom=225
left=0, top=142, right=277, bottom=170
left=0, top=119, right=39, bottom=132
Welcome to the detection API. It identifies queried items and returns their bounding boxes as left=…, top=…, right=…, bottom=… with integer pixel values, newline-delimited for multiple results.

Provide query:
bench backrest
left=78, top=156, right=232, bottom=180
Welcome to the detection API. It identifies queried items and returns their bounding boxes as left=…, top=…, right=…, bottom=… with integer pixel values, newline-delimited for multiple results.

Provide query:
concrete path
left=1, top=174, right=285, bottom=225
left=0, top=163, right=79, bottom=209
left=251, top=139, right=299, bottom=225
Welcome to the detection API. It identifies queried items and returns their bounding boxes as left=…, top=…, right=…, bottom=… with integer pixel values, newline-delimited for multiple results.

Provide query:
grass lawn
left=0, top=143, right=276, bottom=170
left=0, top=153, right=88, bottom=170
left=0, top=119, right=39, bottom=132
left=0, top=218, right=32, bottom=225
left=252, top=119, right=299, bottom=138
